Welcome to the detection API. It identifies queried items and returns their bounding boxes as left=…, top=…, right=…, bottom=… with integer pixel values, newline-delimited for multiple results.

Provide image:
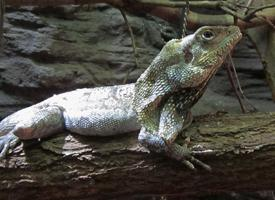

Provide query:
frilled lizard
left=0, top=26, right=242, bottom=169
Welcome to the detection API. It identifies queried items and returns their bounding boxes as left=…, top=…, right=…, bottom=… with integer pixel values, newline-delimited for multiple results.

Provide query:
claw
left=167, top=143, right=211, bottom=171
left=0, top=133, right=20, bottom=160
left=10, top=137, right=20, bottom=149
left=0, top=143, right=10, bottom=159
left=189, top=156, right=212, bottom=172
left=182, top=159, right=196, bottom=171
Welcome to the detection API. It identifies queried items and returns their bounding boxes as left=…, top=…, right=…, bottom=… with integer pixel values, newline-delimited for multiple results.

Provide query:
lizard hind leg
left=12, top=105, right=65, bottom=140
left=0, top=105, right=65, bottom=159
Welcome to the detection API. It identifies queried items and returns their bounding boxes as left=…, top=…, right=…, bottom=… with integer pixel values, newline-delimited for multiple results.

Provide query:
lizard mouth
left=198, top=26, right=242, bottom=69
left=216, top=26, right=242, bottom=58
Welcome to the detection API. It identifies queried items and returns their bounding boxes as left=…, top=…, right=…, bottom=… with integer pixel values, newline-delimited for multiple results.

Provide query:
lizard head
left=179, top=25, right=242, bottom=70
left=146, top=25, right=242, bottom=90
left=140, top=26, right=242, bottom=87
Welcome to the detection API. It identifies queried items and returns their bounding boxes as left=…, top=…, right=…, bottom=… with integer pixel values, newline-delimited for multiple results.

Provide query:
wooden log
left=1, top=112, right=275, bottom=200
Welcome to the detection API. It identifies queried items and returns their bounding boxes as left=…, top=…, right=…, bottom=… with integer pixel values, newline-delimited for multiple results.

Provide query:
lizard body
left=0, top=83, right=139, bottom=139
left=0, top=26, right=242, bottom=169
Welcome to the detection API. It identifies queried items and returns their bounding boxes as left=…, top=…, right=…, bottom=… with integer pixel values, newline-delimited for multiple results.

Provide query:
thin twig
left=231, top=2, right=256, bottom=9
left=227, top=14, right=255, bottom=113
left=220, top=6, right=246, bottom=20
left=256, top=15, right=275, bottom=30
left=243, top=0, right=253, bottom=15
left=119, top=8, right=139, bottom=84
left=225, top=58, right=246, bottom=113
left=180, top=0, right=189, bottom=38
left=220, top=1, right=275, bottom=22
left=228, top=55, right=257, bottom=112
left=135, top=0, right=222, bottom=8
left=245, top=3, right=275, bottom=20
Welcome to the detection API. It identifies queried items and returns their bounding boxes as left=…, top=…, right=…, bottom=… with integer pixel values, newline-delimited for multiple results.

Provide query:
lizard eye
left=202, top=30, right=215, bottom=40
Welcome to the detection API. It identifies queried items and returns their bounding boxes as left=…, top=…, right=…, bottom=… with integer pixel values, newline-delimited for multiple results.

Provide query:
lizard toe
left=182, top=159, right=196, bottom=171
left=0, top=133, right=20, bottom=160
left=188, top=156, right=212, bottom=172
left=0, top=143, right=10, bottom=159
left=168, top=143, right=211, bottom=171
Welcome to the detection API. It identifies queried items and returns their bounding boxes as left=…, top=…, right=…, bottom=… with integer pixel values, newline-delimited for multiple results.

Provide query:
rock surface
left=0, top=5, right=178, bottom=117
left=0, top=4, right=274, bottom=118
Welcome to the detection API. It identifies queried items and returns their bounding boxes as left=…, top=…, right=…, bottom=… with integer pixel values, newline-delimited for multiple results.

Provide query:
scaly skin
left=133, top=26, right=242, bottom=169
left=0, top=26, right=242, bottom=169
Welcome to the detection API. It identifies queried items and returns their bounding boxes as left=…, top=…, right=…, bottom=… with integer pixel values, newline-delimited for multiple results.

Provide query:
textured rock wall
left=0, top=4, right=274, bottom=118
left=0, top=5, right=178, bottom=117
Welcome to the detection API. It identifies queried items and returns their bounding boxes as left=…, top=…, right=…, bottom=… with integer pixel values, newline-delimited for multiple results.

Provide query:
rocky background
left=0, top=4, right=274, bottom=118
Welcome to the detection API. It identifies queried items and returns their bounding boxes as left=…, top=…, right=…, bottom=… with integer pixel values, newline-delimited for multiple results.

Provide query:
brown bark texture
left=1, top=112, right=275, bottom=200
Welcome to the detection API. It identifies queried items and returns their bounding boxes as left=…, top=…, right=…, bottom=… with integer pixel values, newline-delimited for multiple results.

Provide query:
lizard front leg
left=0, top=105, right=65, bottom=158
left=138, top=97, right=210, bottom=170
left=138, top=128, right=210, bottom=170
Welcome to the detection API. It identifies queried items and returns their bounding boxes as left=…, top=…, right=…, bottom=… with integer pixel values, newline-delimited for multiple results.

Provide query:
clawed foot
left=138, top=128, right=211, bottom=171
left=167, top=143, right=211, bottom=171
left=0, top=133, right=20, bottom=159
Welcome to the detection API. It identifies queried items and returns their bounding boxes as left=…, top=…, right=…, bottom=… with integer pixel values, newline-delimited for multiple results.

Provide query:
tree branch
left=6, top=0, right=224, bottom=8
left=134, top=0, right=223, bottom=8
left=245, top=3, right=275, bottom=20
left=1, top=0, right=275, bottom=29
left=1, top=112, right=275, bottom=199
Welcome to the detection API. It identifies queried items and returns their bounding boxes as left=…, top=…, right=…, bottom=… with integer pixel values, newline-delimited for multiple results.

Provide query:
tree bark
left=1, top=112, right=275, bottom=200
